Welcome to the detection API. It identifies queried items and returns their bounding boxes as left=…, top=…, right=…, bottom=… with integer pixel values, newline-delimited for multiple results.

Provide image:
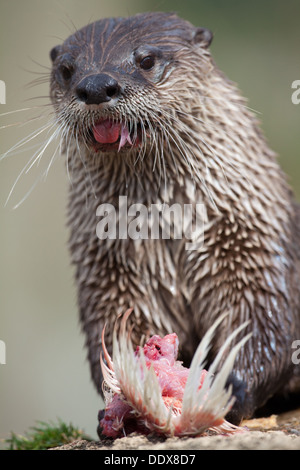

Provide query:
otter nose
left=76, top=74, right=120, bottom=105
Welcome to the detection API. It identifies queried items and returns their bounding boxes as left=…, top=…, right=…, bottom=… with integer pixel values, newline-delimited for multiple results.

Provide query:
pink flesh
left=100, top=332, right=208, bottom=437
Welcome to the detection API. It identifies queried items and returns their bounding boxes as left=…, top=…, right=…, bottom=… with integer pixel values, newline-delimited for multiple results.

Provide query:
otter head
left=49, top=12, right=213, bottom=156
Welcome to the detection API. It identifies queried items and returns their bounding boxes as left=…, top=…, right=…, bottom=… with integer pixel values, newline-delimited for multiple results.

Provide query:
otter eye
left=59, top=64, right=74, bottom=82
left=139, top=55, right=155, bottom=71
left=57, top=54, right=76, bottom=83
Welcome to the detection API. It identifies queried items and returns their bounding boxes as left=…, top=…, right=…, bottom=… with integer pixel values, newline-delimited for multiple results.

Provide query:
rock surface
left=52, top=408, right=300, bottom=450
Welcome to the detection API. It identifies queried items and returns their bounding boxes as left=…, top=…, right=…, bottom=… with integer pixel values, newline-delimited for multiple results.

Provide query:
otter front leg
left=74, top=243, right=185, bottom=394
left=195, top=293, right=295, bottom=423
left=183, top=214, right=298, bottom=423
left=75, top=264, right=160, bottom=394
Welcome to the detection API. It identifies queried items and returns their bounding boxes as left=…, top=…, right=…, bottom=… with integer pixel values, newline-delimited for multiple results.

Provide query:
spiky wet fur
left=49, top=12, right=300, bottom=421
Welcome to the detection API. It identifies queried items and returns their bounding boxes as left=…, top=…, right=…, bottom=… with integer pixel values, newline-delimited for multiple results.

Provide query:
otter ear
left=192, top=27, right=213, bottom=48
left=50, top=45, right=62, bottom=62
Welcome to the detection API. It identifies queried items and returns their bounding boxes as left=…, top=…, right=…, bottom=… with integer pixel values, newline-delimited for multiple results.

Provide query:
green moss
left=5, top=419, right=92, bottom=450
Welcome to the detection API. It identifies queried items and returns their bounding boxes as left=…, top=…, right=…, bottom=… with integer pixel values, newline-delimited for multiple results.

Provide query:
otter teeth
left=118, top=124, right=133, bottom=151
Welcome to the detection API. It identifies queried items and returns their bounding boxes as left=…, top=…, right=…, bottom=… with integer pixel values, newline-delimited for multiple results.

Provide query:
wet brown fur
left=49, top=12, right=300, bottom=422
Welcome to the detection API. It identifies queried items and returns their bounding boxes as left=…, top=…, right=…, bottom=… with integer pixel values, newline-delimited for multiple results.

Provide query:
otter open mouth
left=90, top=119, right=144, bottom=152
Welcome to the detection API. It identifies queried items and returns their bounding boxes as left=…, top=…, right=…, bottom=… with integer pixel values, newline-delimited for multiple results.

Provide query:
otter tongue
left=93, top=120, right=133, bottom=150
left=93, top=120, right=121, bottom=144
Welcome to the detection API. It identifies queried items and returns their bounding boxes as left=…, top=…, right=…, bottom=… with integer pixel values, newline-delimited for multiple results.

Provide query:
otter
left=49, top=12, right=300, bottom=424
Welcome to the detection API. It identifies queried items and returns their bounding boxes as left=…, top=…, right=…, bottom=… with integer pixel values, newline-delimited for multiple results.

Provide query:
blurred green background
left=0, top=0, right=299, bottom=444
